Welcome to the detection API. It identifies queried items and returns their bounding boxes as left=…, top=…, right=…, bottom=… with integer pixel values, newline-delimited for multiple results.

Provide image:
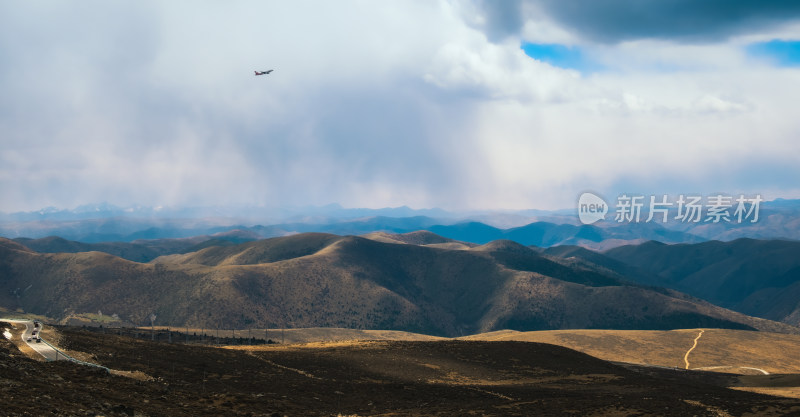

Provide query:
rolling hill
left=12, top=230, right=260, bottom=262
left=601, top=239, right=800, bottom=326
left=1, top=234, right=796, bottom=336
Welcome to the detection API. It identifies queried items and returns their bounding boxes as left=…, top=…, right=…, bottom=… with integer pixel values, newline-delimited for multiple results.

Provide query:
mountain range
left=2, top=199, right=800, bottom=245
left=8, top=217, right=700, bottom=258
left=1, top=232, right=797, bottom=336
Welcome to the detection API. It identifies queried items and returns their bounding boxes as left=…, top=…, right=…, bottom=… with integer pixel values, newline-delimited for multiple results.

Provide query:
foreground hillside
left=1, top=235, right=797, bottom=336
left=3, top=323, right=799, bottom=416
left=465, top=329, right=800, bottom=375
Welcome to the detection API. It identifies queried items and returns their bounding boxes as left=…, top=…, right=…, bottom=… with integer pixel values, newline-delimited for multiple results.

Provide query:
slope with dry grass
left=1, top=235, right=798, bottom=336
left=604, top=238, right=800, bottom=326
left=463, top=328, right=800, bottom=375
left=49, top=327, right=800, bottom=415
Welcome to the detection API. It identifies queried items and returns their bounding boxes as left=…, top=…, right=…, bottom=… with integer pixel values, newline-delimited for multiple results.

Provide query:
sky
left=2, top=0, right=800, bottom=213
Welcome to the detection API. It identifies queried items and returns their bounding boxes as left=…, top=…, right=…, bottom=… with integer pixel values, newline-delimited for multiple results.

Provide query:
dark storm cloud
left=476, top=0, right=525, bottom=42
left=477, top=0, right=800, bottom=43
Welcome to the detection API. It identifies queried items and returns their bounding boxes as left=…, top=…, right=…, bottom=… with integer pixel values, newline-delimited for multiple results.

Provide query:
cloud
left=1, top=1, right=799, bottom=214
left=485, top=0, right=800, bottom=44
left=0, top=1, right=473, bottom=211
left=470, top=0, right=525, bottom=42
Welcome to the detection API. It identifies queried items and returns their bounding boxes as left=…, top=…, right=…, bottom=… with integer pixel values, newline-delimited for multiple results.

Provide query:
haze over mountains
left=2, top=199, right=799, bottom=247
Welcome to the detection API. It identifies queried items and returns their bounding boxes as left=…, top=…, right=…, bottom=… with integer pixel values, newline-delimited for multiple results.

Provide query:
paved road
left=3, top=319, right=64, bottom=361
left=3, top=319, right=110, bottom=373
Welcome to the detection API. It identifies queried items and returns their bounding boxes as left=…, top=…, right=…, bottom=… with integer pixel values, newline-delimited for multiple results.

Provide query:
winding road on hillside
left=2, top=319, right=64, bottom=361
left=23, top=321, right=65, bottom=361
left=682, top=329, right=770, bottom=375
left=693, top=365, right=770, bottom=375
left=683, top=329, right=704, bottom=370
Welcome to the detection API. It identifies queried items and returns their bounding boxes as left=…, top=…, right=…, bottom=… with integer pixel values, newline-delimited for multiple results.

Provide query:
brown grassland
left=460, top=328, right=800, bottom=374
left=3, top=321, right=800, bottom=415
left=462, top=328, right=800, bottom=399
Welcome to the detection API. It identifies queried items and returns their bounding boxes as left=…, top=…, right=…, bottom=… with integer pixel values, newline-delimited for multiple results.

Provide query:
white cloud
left=423, top=37, right=583, bottom=103
left=1, top=1, right=799, bottom=213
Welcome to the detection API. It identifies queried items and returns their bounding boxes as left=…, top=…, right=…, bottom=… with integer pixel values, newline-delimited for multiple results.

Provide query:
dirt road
left=684, top=329, right=704, bottom=369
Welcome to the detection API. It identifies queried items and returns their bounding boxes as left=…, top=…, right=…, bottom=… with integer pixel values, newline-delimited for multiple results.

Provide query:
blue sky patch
left=521, top=42, right=588, bottom=71
left=747, top=40, right=800, bottom=66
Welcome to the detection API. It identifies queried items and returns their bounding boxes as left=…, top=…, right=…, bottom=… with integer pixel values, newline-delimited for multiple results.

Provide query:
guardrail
left=39, top=338, right=110, bottom=374
left=1, top=319, right=111, bottom=374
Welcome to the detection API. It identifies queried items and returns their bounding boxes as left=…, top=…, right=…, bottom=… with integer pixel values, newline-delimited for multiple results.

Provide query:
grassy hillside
left=603, top=239, right=800, bottom=326
left=12, top=231, right=260, bottom=263
left=1, top=235, right=797, bottom=336
left=5, top=325, right=797, bottom=415
left=13, top=236, right=166, bottom=263
left=543, top=244, right=665, bottom=287
left=153, top=232, right=342, bottom=266
left=463, top=328, right=800, bottom=375
left=363, top=230, right=477, bottom=250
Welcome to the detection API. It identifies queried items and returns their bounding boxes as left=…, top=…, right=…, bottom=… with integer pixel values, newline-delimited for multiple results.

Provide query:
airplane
left=254, top=70, right=273, bottom=76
